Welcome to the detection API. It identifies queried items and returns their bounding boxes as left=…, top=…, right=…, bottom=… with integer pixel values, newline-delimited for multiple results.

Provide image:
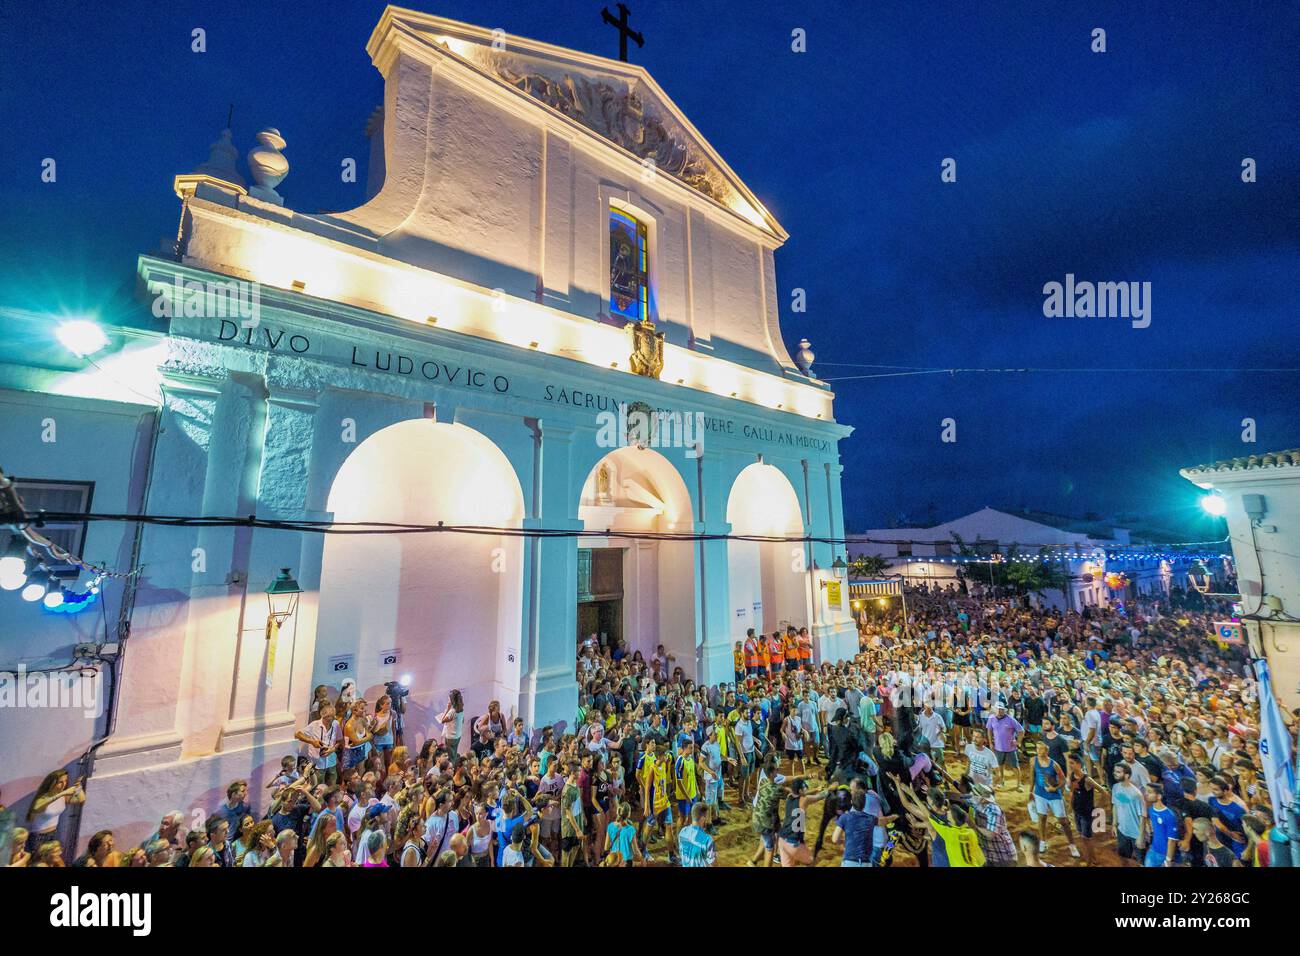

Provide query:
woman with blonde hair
left=9, top=829, right=30, bottom=866
left=396, top=807, right=425, bottom=867
left=188, top=845, right=215, bottom=867
left=371, top=694, right=396, bottom=770
left=302, top=810, right=337, bottom=867
left=387, top=745, right=410, bottom=780
left=343, top=699, right=374, bottom=772
left=321, top=831, right=350, bottom=867
left=33, top=840, right=65, bottom=867
left=122, top=846, right=148, bottom=867
left=475, top=699, right=506, bottom=739
left=25, top=769, right=84, bottom=852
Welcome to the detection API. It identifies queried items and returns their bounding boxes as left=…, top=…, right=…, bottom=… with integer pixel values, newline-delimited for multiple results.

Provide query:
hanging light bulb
left=0, top=537, right=28, bottom=578
left=21, top=572, right=48, bottom=602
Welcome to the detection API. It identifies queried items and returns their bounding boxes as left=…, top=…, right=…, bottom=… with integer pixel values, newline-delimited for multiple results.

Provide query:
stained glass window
left=609, top=207, right=648, bottom=321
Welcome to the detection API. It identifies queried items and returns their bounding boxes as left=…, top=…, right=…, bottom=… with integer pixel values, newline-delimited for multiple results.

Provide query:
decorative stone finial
left=246, top=128, right=289, bottom=205
left=795, top=338, right=815, bottom=375
left=195, top=128, right=245, bottom=188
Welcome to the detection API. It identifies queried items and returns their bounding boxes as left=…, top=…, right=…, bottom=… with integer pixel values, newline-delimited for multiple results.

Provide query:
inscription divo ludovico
left=216, top=319, right=510, bottom=392
left=209, top=319, right=831, bottom=450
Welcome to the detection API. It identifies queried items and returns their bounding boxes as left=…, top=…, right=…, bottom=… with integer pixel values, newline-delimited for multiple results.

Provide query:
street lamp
left=264, top=567, right=302, bottom=632
left=55, top=318, right=109, bottom=358
left=1200, top=492, right=1227, bottom=517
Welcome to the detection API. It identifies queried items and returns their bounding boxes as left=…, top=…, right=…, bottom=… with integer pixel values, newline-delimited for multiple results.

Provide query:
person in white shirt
left=963, top=728, right=999, bottom=789
left=294, top=704, right=342, bottom=785
left=917, top=703, right=948, bottom=768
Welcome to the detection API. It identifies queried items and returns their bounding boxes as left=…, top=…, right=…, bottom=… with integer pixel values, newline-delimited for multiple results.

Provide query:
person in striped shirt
left=677, top=803, right=716, bottom=867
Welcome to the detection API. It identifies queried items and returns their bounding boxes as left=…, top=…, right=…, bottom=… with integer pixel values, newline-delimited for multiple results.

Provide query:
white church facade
left=0, top=8, right=854, bottom=845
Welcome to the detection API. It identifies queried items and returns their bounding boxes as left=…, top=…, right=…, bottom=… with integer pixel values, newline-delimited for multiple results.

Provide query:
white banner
left=1253, top=658, right=1296, bottom=829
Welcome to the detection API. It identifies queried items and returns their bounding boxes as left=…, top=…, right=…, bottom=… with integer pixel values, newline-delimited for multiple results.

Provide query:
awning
left=848, top=579, right=902, bottom=597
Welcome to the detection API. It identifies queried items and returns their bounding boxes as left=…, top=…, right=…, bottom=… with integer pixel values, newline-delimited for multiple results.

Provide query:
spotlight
left=55, top=318, right=109, bottom=358
left=21, top=578, right=46, bottom=602
left=1200, top=492, right=1227, bottom=517
left=44, top=586, right=66, bottom=609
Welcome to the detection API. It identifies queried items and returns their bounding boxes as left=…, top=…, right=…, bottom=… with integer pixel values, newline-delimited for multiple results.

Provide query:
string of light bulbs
left=0, top=469, right=126, bottom=612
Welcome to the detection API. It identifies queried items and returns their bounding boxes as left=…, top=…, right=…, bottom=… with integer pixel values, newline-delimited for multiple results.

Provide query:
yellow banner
left=265, top=618, right=279, bottom=688
left=825, top=580, right=842, bottom=608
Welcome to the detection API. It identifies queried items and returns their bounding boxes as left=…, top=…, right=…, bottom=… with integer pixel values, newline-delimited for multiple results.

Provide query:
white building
left=0, top=8, right=856, bottom=848
left=848, top=506, right=1206, bottom=610
left=1181, top=448, right=1300, bottom=709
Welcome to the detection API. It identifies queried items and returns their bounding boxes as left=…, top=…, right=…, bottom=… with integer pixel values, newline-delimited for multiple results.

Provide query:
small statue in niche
left=596, top=463, right=614, bottom=504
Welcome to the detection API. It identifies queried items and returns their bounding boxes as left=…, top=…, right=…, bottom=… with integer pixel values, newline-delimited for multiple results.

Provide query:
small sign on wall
left=752, top=601, right=762, bottom=615
left=825, top=580, right=842, bottom=609
left=506, top=646, right=518, bottom=666
left=379, top=648, right=401, bottom=668
left=735, top=607, right=747, bottom=619
left=328, top=653, right=355, bottom=676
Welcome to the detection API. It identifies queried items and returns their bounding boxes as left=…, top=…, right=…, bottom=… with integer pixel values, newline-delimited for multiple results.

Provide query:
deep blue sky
left=2, top=0, right=1296, bottom=537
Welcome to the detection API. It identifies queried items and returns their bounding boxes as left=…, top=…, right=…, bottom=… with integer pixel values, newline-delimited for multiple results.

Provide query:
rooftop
left=1180, top=448, right=1300, bottom=478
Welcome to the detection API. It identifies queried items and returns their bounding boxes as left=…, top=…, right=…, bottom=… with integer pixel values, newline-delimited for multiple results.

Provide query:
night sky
left=2, top=1, right=1296, bottom=539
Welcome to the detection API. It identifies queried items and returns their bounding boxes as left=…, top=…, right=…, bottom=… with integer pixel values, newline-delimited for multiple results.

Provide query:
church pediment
left=374, top=7, right=780, bottom=236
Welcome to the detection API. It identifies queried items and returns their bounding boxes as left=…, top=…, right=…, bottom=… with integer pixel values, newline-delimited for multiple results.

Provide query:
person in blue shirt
left=1142, top=784, right=1180, bottom=867
left=677, top=802, right=716, bottom=867
left=831, top=791, right=876, bottom=866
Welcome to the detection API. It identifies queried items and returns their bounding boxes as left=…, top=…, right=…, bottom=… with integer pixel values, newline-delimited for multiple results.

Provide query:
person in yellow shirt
left=636, top=739, right=672, bottom=852
left=733, top=642, right=746, bottom=684
left=929, top=802, right=985, bottom=867
left=673, top=738, right=699, bottom=848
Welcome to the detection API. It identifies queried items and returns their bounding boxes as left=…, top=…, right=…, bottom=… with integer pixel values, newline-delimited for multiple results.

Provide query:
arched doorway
left=315, top=420, right=525, bottom=747
left=726, top=462, right=808, bottom=640
left=577, top=446, right=696, bottom=678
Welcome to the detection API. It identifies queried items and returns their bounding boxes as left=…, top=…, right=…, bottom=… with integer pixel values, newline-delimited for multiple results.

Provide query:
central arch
left=726, top=462, right=808, bottom=640
left=577, top=445, right=696, bottom=678
left=315, top=419, right=525, bottom=750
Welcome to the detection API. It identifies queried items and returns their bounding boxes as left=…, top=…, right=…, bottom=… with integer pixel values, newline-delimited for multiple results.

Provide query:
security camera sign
left=379, top=648, right=401, bottom=668
left=328, top=653, right=355, bottom=674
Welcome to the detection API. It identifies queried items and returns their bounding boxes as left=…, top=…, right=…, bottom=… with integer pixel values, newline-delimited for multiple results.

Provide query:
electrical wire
left=0, top=506, right=1230, bottom=555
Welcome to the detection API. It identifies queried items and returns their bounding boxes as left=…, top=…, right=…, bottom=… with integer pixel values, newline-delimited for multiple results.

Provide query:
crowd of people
left=6, top=591, right=1291, bottom=869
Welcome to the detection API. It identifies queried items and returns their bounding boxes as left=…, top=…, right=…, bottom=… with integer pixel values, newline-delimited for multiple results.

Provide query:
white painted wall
left=334, top=28, right=795, bottom=377
left=1184, top=461, right=1300, bottom=708
left=0, top=388, right=153, bottom=823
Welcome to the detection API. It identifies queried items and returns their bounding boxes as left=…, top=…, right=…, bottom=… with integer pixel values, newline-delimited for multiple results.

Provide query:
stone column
left=812, top=459, right=856, bottom=662
left=94, top=367, right=241, bottom=773
left=694, top=452, right=735, bottom=686
left=218, top=382, right=320, bottom=753
left=522, top=422, right=580, bottom=733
